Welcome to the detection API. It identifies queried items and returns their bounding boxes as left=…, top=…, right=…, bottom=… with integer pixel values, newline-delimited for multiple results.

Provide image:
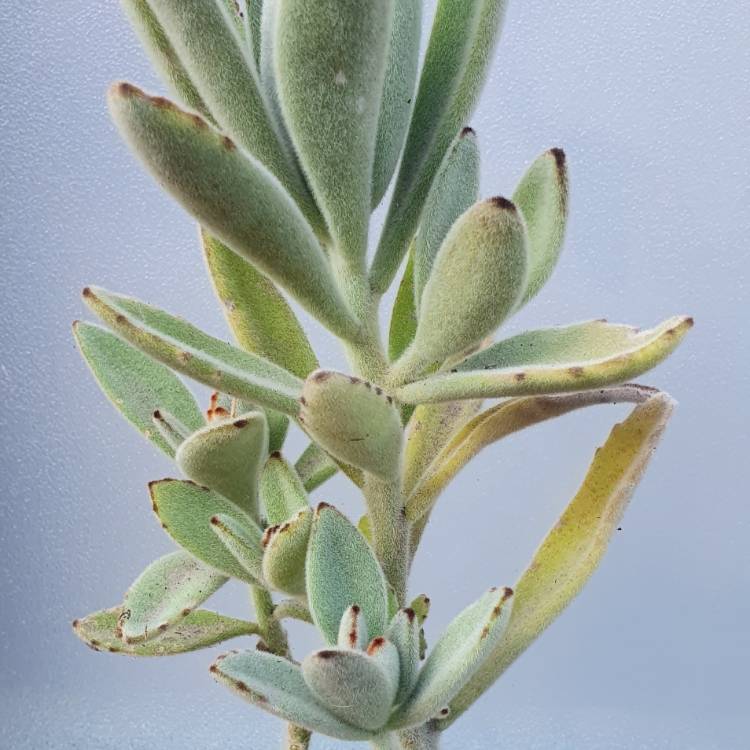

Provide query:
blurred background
left=1, top=2, right=748, bottom=748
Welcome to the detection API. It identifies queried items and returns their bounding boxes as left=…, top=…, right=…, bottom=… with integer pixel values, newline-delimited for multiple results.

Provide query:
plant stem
left=371, top=725, right=441, bottom=750
left=284, top=724, right=312, bottom=750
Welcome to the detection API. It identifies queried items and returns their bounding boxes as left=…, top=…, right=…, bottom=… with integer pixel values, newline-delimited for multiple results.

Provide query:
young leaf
left=246, top=0, right=263, bottom=67
left=367, top=635, right=402, bottom=702
left=210, top=513, right=265, bottom=582
left=82, top=286, right=303, bottom=416
left=372, top=0, right=422, bottom=208
left=299, top=370, right=403, bottom=480
left=260, top=452, right=309, bottom=525
left=396, top=197, right=528, bottom=377
left=295, top=442, right=339, bottom=492
left=211, top=649, right=374, bottom=740
left=202, top=231, right=318, bottom=379
left=119, top=551, right=227, bottom=644
left=413, top=128, right=480, bottom=307
left=513, top=148, right=569, bottom=307
left=151, top=409, right=191, bottom=452
left=371, top=0, right=509, bottom=293
left=149, top=479, right=264, bottom=584
left=387, top=608, right=421, bottom=704
left=306, top=503, right=389, bottom=645
left=121, top=0, right=211, bottom=119
left=443, top=393, right=675, bottom=725
left=338, top=605, right=367, bottom=651
left=73, top=321, right=204, bottom=457
left=73, top=606, right=257, bottom=656
left=145, top=0, right=320, bottom=227
left=276, top=0, right=394, bottom=262
left=397, top=316, right=694, bottom=404
left=406, top=384, right=658, bottom=522
left=107, top=84, right=360, bottom=341
left=390, top=587, right=513, bottom=728
left=388, top=250, right=418, bottom=362
left=301, top=647, right=395, bottom=731
left=176, top=412, right=268, bottom=518
left=261, top=507, right=313, bottom=596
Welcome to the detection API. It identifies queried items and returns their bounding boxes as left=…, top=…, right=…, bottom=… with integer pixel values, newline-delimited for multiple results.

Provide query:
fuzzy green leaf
left=295, top=442, right=339, bottom=492
left=388, top=250, right=418, bottom=362
left=371, top=0, right=509, bottom=293
left=391, top=587, right=513, bottom=728
left=260, top=452, right=309, bottom=525
left=276, top=0, right=394, bottom=261
left=246, top=0, right=263, bottom=66
left=210, top=512, right=265, bottom=582
left=73, top=606, right=257, bottom=656
left=406, top=385, right=657, bottom=522
left=387, top=608, right=421, bottom=704
left=82, top=286, right=303, bottom=416
left=107, top=84, right=359, bottom=340
left=212, top=649, right=374, bottom=740
left=306, top=503, right=389, bottom=645
left=443, top=393, right=675, bottom=725
left=262, top=507, right=313, bottom=596
left=513, top=148, right=569, bottom=307
left=338, top=605, right=367, bottom=651
left=413, top=128, right=480, bottom=307
left=299, top=370, right=403, bottom=480
left=397, top=317, right=694, bottom=404
left=74, top=321, right=204, bottom=457
left=118, top=551, right=227, bottom=644
left=145, top=0, right=319, bottom=227
left=176, top=412, right=268, bottom=518
left=396, top=197, right=528, bottom=377
left=372, top=0, right=422, bottom=208
left=301, top=646, right=396, bottom=731
left=151, top=409, right=190, bottom=452
left=149, top=479, right=264, bottom=583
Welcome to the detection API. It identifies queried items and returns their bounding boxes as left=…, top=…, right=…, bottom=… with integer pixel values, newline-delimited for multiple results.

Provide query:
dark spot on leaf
left=514, top=372, right=527, bottom=381
left=312, top=371, right=331, bottom=383
left=317, top=650, right=337, bottom=660
left=550, top=147, right=566, bottom=171
left=233, top=419, right=248, bottom=428
left=367, top=637, right=386, bottom=655
left=270, top=450, right=282, bottom=459
left=461, top=126, right=475, bottom=137
left=489, top=196, right=515, bottom=211
left=568, top=366, right=585, bottom=377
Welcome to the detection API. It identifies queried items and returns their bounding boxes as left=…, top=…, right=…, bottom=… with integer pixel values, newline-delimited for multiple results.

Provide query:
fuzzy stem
left=371, top=725, right=441, bottom=750
left=284, top=724, right=312, bottom=750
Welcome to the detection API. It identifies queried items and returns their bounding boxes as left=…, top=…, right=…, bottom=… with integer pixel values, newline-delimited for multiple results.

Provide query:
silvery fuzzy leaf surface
left=338, top=605, right=368, bottom=651
left=210, top=512, right=265, bottom=583
left=260, top=452, right=309, bottom=526
left=387, top=608, right=421, bottom=705
left=261, top=507, right=313, bottom=596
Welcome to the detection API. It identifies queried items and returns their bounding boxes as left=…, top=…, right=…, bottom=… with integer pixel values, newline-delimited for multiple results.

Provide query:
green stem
left=371, top=725, right=441, bottom=750
left=284, top=724, right=312, bottom=750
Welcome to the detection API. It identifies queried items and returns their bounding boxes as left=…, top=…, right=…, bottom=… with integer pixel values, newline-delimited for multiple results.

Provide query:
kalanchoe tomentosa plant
left=72, top=1, right=692, bottom=748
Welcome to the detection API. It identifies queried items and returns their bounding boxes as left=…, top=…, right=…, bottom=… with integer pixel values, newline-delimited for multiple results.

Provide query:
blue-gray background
left=1, top=2, right=748, bottom=748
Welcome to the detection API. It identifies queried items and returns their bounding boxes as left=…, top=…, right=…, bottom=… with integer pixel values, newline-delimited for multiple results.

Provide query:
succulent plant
left=72, top=1, right=692, bottom=748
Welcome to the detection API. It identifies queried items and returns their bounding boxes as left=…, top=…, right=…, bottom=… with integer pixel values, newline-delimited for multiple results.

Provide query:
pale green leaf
left=107, top=84, right=359, bottom=340
left=149, top=479, right=264, bottom=583
left=306, top=503, right=389, bottom=645
left=276, top=0, right=394, bottom=261
left=260, top=452, right=309, bottom=525
left=299, top=370, right=403, bottom=480
left=262, top=507, right=313, bottom=596
left=295, top=442, right=339, bottom=492
left=211, top=649, right=374, bottom=740
left=338, top=604, right=367, bottom=650
left=210, top=512, right=265, bottom=582
left=73, top=606, right=258, bottom=656
left=82, top=286, right=303, bottom=416
left=245, top=0, right=264, bottom=67
left=386, top=608, right=421, bottom=704
left=443, top=393, right=675, bottom=725
left=119, top=551, right=227, bottom=644
left=397, top=317, right=693, bottom=404
left=390, top=587, right=513, bottom=728
left=151, top=409, right=191, bottom=452
left=388, top=250, right=417, bottom=362
left=176, top=412, right=268, bottom=518
left=73, top=321, right=204, bottom=457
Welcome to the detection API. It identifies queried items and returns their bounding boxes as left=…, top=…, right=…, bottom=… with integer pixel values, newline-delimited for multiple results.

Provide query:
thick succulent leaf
left=245, top=0, right=263, bottom=67
left=299, top=370, right=403, bottom=480
left=82, top=286, right=303, bottom=416
left=210, top=513, right=265, bottom=582
left=513, top=148, right=569, bottom=307
left=145, top=0, right=319, bottom=227
left=295, top=442, right=339, bottom=492
left=388, top=250, right=418, bottom=362
left=391, top=587, right=513, bottom=728
left=121, top=0, right=211, bottom=119
left=367, top=636, right=402, bottom=702
left=371, top=0, right=509, bottom=293
left=397, top=316, right=693, bottom=404
left=276, top=0, right=394, bottom=261
left=151, top=409, right=191, bottom=452
left=338, top=605, right=368, bottom=650
left=176, top=412, right=268, bottom=518
left=306, top=503, right=389, bottom=645
left=107, top=84, right=359, bottom=341
left=119, top=551, right=227, bottom=644
left=149, top=479, right=263, bottom=583
left=413, top=128, right=480, bottom=306
left=443, top=393, right=675, bottom=725
left=396, top=197, right=528, bottom=377
left=387, top=609, right=421, bottom=704
left=372, top=0, right=422, bottom=208
left=406, top=384, right=658, bottom=522
left=261, top=507, right=313, bottom=595
left=260, top=452, right=309, bottom=525
left=211, top=649, right=374, bottom=740
left=73, top=606, right=257, bottom=656
left=301, top=647, right=395, bottom=731
left=73, top=321, right=204, bottom=457
left=202, top=231, right=318, bottom=379
left=409, top=594, right=431, bottom=625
